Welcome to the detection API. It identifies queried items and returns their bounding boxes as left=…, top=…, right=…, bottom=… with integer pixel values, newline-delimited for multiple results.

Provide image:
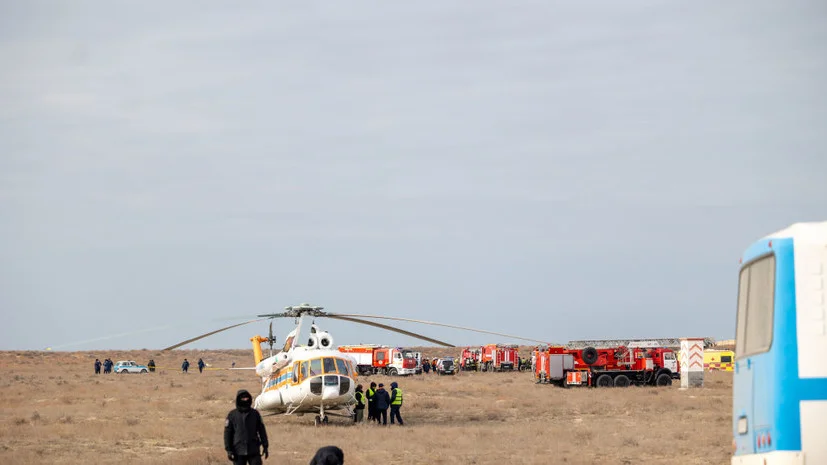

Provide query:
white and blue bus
left=732, top=221, right=827, bottom=465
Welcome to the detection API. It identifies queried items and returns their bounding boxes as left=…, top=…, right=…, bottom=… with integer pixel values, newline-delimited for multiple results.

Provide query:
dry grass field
left=0, top=349, right=733, bottom=465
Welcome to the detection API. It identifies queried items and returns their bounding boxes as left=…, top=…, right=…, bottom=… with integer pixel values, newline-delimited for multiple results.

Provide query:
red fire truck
left=480, top=344, right=519, bottom=372
left=338, top=344, right=417, bottom=376
left=534, top=345, right=680, bottom=387
left=460, top=347, right=481, bottom=371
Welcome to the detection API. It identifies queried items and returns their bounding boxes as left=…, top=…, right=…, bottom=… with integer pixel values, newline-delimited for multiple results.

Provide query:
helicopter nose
left=321, top=385, right=340, bottom=400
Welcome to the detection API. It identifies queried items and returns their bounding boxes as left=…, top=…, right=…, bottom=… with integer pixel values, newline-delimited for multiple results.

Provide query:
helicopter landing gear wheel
left=314, top=415, right=321, bottom=427
left=323, top=416, right=329, bottom=425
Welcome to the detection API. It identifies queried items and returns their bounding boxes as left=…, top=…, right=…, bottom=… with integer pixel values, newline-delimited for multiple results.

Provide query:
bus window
left=310, top=358, right=322, bottom=376
left=335, top=358, right=349, bottom=375
left=323, top=357, right=337, bottom=374
left=736, top=254, right=776, bottom=358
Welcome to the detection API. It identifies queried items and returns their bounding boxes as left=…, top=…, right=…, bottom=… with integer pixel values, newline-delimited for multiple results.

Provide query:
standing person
left=353, top=384, right=365, bottom=423
left=148, top=360, right=156, bottom=373
left=224, top=389, right=269, bottom=465
left=198, top=358, right=206, bottom=373
left=94, top=358, right=102, bottom=375
left=389, top=381, right=404, bottom=426
left=182, top=359, right=190, bottom=373
left=373, top=383, right=390, bottom=425
left=103, top=358, right=112, bottom=374
left=365, top=382, right=377, bottom=422
left=422, top=359, right=430, bottom=374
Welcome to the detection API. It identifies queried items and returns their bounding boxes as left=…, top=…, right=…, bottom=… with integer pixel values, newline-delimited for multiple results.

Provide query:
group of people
left=181, top=358, right=207, bottom=373
left=353, top=381, right=404, bottom=426
left=93, top=358, right=113, bottom=374
left=224, top=389, right=345, bottom=464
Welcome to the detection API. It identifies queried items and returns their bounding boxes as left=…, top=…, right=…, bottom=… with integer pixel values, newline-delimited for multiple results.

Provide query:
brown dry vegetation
left=0, top=349, right=732, bottom=464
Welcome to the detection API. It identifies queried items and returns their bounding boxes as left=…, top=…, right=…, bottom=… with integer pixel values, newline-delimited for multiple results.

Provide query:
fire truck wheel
left=389, top=368, right=398, bottom=376
left=582, top=347, right=599, bottom=365
left=656, top=373, right=672, bottom=386
left=595, top=374, right=612, bottom=388
left=613, top=375, right=630, bottom=387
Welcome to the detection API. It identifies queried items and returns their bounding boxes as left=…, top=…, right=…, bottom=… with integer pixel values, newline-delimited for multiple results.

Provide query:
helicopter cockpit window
left=335, top=358, right=349, bottom=375
left=309, top=358, right=322, bottom=376
left=323, top=357, right=337, bottom=374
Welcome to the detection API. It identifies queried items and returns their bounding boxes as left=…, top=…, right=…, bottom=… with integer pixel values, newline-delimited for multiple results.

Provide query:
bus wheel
left=595, top=374, right=612, bottom=388
left=656, top=373, right=672, bottom=386
left=613, top=375, right=630, bottom=387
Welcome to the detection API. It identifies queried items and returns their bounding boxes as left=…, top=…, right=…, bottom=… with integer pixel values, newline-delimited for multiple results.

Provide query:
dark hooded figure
left=94, top=359, right=101, bottom=375
left=224, top=389, right=269, bottom=465
left=374, top=383, right=391, bottom=425
left=309, top=446, right=344, bottom=465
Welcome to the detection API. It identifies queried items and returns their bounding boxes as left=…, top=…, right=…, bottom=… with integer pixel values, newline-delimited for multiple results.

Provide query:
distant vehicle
left=337, top=344, right=417, bottom=376
left=731, top=221, right=827, bottom=464
left=703, top=349, right=734, bottom=372
left=435, top=357, right=456, bottom=375
left=114, top=361, right=149, bottom=374
left=533, top=345, right=679, bottom=387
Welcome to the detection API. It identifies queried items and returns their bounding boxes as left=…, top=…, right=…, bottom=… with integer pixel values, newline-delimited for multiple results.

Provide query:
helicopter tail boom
left=250, top=335, right=268, bottom=365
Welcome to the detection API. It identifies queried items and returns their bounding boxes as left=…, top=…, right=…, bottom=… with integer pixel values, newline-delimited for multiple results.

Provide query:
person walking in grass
left=182, top=359, right=190, bottom=373
left=225, top=389, right=269, bottom=465
left=389, top=381, right=404, bottom=426
left=94, top=358, right=101, bottom=375
left=198, top=358, right=206, bottom=373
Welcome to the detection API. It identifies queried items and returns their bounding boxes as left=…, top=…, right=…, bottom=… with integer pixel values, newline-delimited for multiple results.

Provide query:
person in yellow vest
left=389, top=381, right=404, bottom=426
left=366, top=382, right=377, bottom=422
left=353, top=384, right=366, bottom=423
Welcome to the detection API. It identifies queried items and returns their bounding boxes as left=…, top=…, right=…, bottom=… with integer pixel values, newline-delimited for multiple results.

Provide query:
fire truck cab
left=338, top=345, right=417, bottom=376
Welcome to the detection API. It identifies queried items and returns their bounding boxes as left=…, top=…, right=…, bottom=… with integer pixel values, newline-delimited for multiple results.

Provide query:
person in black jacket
left=365, top=382, right=377, bottom=422
left=224, top=389, right=269, bottom=465
left=309, top=445, right=344, bottom=465
left=373, top=383, right=391, bottom=425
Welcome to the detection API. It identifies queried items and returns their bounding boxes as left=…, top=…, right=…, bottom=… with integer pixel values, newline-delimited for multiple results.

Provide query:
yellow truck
left=703, top=349, right=734, bottom=371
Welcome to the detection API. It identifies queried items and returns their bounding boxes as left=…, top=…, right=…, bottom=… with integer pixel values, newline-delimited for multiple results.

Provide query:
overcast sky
left=1, top=1, right=825, bottom=352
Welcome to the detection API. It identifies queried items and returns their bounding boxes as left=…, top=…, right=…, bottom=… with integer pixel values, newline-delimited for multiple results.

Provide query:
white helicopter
left=163, top=303, right=549, bottom=425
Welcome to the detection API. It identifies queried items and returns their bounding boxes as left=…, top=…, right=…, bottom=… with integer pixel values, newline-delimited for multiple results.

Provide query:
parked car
left=114, top=360, right=149, bottom=374
left=436, top=357, right=456, bottom=375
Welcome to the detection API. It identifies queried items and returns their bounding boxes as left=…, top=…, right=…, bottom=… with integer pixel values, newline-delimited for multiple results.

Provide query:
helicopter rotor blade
left=328, top=313, right=551, bottom=345
left=268, top=321, right=274, bottom=356
left=325, top=315, right=454, bottom=347
left=162, top=318, right=268, bottom=351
